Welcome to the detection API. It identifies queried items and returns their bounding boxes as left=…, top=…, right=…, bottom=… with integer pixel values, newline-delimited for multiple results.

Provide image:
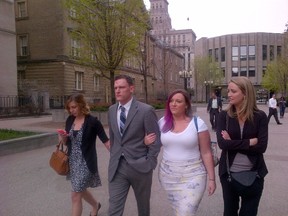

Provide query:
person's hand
left=104, top=140, right=111, bottom=151
left=221, top=130, right=231, bottom=140
left=249, top=138, right=258, bottom=146
left=57, top=129, right=68, bottom=143
left=144, top=133, right=156, bottom=145
left=207, top=179, right=216, bottom=196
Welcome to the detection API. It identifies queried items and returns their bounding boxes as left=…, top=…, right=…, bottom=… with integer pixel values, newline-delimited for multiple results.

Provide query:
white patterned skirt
left=158, top=158, right=207, bottom=216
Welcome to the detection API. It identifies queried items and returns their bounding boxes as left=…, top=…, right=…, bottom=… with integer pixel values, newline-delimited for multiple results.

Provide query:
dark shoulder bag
left=225, top=114, right=258, bottom=186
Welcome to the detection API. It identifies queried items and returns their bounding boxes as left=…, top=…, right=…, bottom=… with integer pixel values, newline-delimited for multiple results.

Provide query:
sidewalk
left=0, top=105, right=288, bottom=215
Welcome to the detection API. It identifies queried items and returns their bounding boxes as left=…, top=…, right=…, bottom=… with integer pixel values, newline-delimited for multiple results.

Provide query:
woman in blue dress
left=59, top=93, right=110, bottom=216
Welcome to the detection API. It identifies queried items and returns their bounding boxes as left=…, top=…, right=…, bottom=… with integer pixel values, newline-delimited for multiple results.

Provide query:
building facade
left=14, top=0, right=183, bottom=104
left=149, top=0, right=196, bottom=90
left=0, top=0, right=17, bottom=96
left=195, top=32, right=285, bottom=101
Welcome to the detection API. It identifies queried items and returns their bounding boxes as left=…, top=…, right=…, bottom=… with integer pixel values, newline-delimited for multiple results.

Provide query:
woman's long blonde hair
left=225, top=76, right=259, bottom=121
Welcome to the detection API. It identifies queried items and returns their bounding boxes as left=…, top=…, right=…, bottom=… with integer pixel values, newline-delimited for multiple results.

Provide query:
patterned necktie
left=120, top=106, right=126, bottom=135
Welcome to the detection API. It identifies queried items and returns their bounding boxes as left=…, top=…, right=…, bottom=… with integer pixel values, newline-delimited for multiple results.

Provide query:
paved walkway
left=0, top=104, right=288, bottom=216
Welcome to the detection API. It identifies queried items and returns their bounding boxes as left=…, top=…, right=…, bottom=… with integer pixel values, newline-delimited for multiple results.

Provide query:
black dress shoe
left=277, top=122, right=282, bottom=125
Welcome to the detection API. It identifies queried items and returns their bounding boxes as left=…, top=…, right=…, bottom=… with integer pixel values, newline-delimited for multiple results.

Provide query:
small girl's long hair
left=162, top=89, right=193, bottom=133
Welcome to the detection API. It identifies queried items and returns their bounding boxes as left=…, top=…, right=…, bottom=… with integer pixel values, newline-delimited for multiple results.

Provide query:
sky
left=144, top=0, right=288, bottom=39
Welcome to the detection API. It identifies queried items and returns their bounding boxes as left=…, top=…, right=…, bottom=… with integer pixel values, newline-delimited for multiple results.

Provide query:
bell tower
left=149, top=0, right=172, bottom=34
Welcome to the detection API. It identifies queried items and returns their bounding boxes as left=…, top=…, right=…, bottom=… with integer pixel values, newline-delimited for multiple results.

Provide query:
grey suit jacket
left=107, top=98, right=161, bottom=182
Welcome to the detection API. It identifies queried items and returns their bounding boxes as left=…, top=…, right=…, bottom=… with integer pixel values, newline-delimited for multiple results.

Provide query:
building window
left=240, top=67, right=247, bottom=76
left=248, top=67, right=255, bottom=77
left=262, top=45, right=267, bottom=60
left=208, top=49, right=212, bottom=59
left=71, top=39, right=80, bottom=57
left=262, top=67, right=267, bottom=77
left=248, top=45, right=255, bottom=60
left=240, top=46, right=247, bottom=61
left=18, top=35, right=28, bottom=56
left=69, top=8, right=77, bottom=18
left=222, top=68, right=225, bottom=77
left=17, top=70, right=26, bottom=89
left=152, top=83, right=155, bottom=96
left=232, top=47, right=239, bottom=61
left=215, top=48, right=219, bottom=62
left=16, top=1, right=27, bottom=18
left=141, top=80, right=144, bottom=93
left=232, top=67, right=238, bottom=77
left=75, top=72, right=83, bottom=90
left=93, top=75, right=100, bottom=91
left=270, top=45, right=274, bottom=61
left=221, top=47, right=225, bottom=62
left=277, top=46, right=282, bottom=57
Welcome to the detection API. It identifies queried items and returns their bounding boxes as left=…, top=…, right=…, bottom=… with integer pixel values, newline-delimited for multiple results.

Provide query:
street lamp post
left=204, top=80, right=213, bottom=102
left=179, top=70, right=193, bottom=90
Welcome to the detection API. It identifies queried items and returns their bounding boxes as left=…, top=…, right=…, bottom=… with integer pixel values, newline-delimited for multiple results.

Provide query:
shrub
left=151, top=102, right=165, bottom=110
left=90, top=103, right=111, bottom=112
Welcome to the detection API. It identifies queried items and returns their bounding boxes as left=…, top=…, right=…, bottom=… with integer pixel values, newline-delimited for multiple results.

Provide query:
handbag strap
left=193, top=115, right=198, bottom=132
left=225, top=113, right=232, bottom=182
left=56, top=140, right=68, bottom=153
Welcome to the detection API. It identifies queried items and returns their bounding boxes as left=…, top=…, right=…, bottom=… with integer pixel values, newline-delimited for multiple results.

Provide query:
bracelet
left=209, top=179, right=215, bottom=181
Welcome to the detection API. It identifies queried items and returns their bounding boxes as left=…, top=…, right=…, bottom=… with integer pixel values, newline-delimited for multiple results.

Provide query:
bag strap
left=193, top=115, right=198, bottom=132
left=56, top=140, right=67, bottom=153
left=225, top=113, right=232, bottom=182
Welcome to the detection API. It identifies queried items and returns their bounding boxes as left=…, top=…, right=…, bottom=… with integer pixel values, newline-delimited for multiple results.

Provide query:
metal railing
left=0, top=95, right=44, bottom=117
left=49, top=96, right=70, bottom=109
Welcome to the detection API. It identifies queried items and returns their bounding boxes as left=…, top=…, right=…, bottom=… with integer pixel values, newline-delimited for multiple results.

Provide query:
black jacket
left=216, top=110, right=268, bottom=178
left=65, top=114, right=109, bottom=174
left=207, top=97, right=222, bottom=112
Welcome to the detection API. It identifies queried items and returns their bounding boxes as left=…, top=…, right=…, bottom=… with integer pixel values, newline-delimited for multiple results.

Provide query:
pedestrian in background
left=217, top=77, right=268, bottom=216
left=146, top=89, right=216, bottom=215
left=58, top=93, right=110, bottom=216
left=267, top=94, right=282, bottom=124
left=278, top=96, right=286, bottom=118
left=207, top=91, right=222, bottom=131
left=107, top=74, right=161, bottom=216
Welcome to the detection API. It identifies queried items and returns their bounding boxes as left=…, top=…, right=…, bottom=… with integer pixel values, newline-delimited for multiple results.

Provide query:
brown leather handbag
left=49, top=141, right=69, bottom=175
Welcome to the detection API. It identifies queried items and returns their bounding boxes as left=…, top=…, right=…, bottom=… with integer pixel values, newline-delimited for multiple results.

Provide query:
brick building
left=0, top=0, right=17, bottom=97
left=14, top=0, right=183, bottom=104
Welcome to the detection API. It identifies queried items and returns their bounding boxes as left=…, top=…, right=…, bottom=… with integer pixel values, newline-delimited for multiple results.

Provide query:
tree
left=137, top=31, right=149, bottom=103
left=194, top=56, right=223, bottom=102
left=262, top=23, right=288, bottom=97
left=262, top=58, right=288, bottom=97
left=65, top=0, right=150, bottom=103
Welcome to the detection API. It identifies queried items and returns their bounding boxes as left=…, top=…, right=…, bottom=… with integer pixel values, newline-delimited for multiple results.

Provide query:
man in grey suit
left=107, top=74, right=161, bottom=216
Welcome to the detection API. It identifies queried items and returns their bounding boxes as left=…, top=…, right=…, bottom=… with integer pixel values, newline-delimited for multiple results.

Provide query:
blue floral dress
left=67, top=124, right=101, bottom=192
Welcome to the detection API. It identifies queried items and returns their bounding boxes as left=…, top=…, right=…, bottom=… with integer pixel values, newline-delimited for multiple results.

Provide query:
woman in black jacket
left=59, top=93, right=110, bottom=216
left=216, top=77, right=268, bottom=216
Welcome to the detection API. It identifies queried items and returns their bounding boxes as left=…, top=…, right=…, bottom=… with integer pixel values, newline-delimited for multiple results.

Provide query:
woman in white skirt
left=145, top=89, right=216, bottom=216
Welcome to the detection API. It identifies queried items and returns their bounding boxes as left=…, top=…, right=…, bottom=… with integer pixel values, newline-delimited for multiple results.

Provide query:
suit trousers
left=108, top=157, right=153, bottom=216
left=209, top=108, right=219, bottom=129
left=220, top=173, right=264, bottom=216
left=267, top=108, right=280, bottom=124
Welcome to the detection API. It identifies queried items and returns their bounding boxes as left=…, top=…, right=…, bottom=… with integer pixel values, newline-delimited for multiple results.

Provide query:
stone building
left=149, top=0, right=196, bottom=90
left=195, top=32, right=285, bottom=102
left=14, top=0, right=183, bottom=104
left=0, top=0, right=17, bottom=97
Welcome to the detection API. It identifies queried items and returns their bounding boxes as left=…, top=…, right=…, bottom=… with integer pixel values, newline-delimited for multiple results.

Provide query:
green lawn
left=0, top=129, right=38, bottom=141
